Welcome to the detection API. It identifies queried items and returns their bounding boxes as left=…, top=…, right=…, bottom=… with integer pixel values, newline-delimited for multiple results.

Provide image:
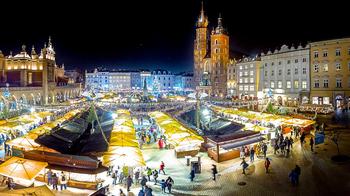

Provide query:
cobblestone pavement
left=1, top=133, right=349, bottom=196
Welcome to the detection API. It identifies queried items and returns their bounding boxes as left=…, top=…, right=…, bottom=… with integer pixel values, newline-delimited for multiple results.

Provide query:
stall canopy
left=149, top=111, right=203, bottom=150
left=102, top=110, right=146, bottom=167
left=0, top=157, right=48, bottom=181
left=0, top=185, right=55, bottom=196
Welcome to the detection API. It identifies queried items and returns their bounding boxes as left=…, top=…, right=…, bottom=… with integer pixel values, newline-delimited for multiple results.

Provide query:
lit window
left=336, top=78, right=342, bottom=88
left=286, top=81, right=291, bottom=88
left=314, top=64, right=319, bottom=72
left=323, top=50, right=328, bottom=57
left=244, top=78, right=248, bottom=83
left=249, top=85, right=254, bottom=91
left=323, top=79, right=328, bottom=88
left=336, top=49, right=341, bottom=56
left=302, top=81, right=307, bottom=89
left=314, top=79, right=319, bottom=88
left=250, top=70, right=254, bottom=76
left=239, top=66, right=243, bottom=70
left=250, top=78, right=254, bottom=83
left=314, top=51, right=319, bottom=58
left=239, top=78, right=243, bottom=83
left=336, top=63, right=341, bottom=71
left=277, top=81, right=282, bottom=88
left=270, top=81, right=275, bottom=88
left=323, top=64, right=328, bottom=72
left=244, top=85, right=249, bottom=91
left=239, top=85, right=243, bottom=91
left=294, top=80, right=299, bottom=89
left=239, top=72, right=243, bottom=76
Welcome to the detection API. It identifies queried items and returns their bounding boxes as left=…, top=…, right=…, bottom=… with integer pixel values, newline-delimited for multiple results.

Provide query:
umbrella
left=0, top=157, right=48, bottom=182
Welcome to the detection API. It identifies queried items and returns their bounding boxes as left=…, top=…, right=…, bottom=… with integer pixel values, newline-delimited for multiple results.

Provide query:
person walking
left=264, top=158, right=270, bottom=173
left=294, top=165, right=301, bottom=185
left=211, top=164, right=218, bottom=181
left=262, top=143, right=268, bottom=158
left=160, top=179, right=166, bottom=193
left=140, top=176, right=147, bottom=191
left=152, top=169, right=158, bottom=185
left=165, top=176, right=174, bottom=193
left=240, top=159, right=249, bottom=175
left=159, top=161, right=166, bottom=175
left=134, top=169, right=140, bottom=184
left=300, top=132, right=306, bottom=147
left=126, top=175, right=133, bottom=192
left=118, top=171, right=124, bottom=184
left=289, top=169, right=297, bottom=186
left=190, top=169, right=195, bottom=182
left=310, top=137, right=314, bottom=152
left=112, top=169, right=118, bottom=185
left=250, top=148, right=255, bottom=162
left=146, top=167, right=152, bottom=181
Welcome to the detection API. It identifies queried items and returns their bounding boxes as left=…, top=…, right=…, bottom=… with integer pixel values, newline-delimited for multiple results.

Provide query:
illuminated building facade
left=260, top=44, right=310, bottom=106
left=194, top=3, right=230, bottom=97
left=227, top=60, right=237, bottom=97
left=236, top=57, right=261, bottom=99
left=0, top=38, right=81, bottom=108
left=310, top=38, right=350, bottom=108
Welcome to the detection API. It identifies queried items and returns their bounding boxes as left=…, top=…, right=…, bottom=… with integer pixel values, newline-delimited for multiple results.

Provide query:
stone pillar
left=41, top=51, right=48, bottom=105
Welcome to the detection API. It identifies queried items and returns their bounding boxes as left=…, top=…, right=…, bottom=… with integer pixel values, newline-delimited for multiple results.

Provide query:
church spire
left=214, top=13, right=226, bottom=34
left=196, top=1, right=208, bottom=28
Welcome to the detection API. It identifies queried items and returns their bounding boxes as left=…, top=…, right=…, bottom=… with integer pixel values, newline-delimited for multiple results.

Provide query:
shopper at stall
left=166, top=176, right=174, bottom=193
left=310, top=137, right=314, bottom=152
left=264, top=158, right=270, bottom=173
left=112, top=169, right=118, bottom=185
left=159, top=161, right=166, bottom=175
left=52, top=173, right=58, bottom=190
left=60, top=173, right=67, bottom=190
left=126, top=175, right=133, bottom=192
left=46, top=169, right=53, bottom=185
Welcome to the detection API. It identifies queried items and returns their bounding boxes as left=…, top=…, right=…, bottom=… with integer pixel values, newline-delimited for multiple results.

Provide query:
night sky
left=0, top=0, right=349, bottom=73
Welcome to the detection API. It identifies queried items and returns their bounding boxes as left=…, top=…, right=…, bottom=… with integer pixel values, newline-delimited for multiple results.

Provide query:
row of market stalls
left=148, top=111, right=203, bottom=158
left=212, top=106, right=316, bottom=138
left=6, top=109, right=80, bottom=154
left=101, top=109, right=146, bottom=179
left=0, top=111, right=53, bottom=141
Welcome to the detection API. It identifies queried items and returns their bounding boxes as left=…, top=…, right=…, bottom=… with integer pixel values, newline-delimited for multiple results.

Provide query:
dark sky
left=0, top=0, right=349, bottom=72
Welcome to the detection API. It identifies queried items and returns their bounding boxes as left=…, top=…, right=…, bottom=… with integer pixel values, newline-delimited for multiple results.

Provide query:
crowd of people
left=46, top=170, right=68, bottom=191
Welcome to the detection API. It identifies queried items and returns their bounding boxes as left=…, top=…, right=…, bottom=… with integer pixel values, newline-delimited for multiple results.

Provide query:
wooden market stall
left=149, top=111, right=204, bottom=158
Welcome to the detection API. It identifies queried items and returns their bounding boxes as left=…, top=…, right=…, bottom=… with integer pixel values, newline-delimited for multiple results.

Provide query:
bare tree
left=331, top=130, right=341, bottom=154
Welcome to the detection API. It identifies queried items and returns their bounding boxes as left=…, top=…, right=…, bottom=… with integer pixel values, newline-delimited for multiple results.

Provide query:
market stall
left=149, top=111, right=204, bottom=158
left=0, top=157, right=48, bottom=187
left=0, top=185, right=55, bottom=196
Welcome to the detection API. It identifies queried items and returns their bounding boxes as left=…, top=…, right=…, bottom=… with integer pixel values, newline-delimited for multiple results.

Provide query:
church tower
left=210, top=15, right=229, bottom=97
left=194, top=2, right=209, bottom=88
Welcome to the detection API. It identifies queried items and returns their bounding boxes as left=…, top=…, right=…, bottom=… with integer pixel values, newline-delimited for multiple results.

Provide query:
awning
left=0, top=185, right=55, bottom=196
left=0, top=157, right=48, bottom=185
left=220, top=136, right=265, bottom=150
